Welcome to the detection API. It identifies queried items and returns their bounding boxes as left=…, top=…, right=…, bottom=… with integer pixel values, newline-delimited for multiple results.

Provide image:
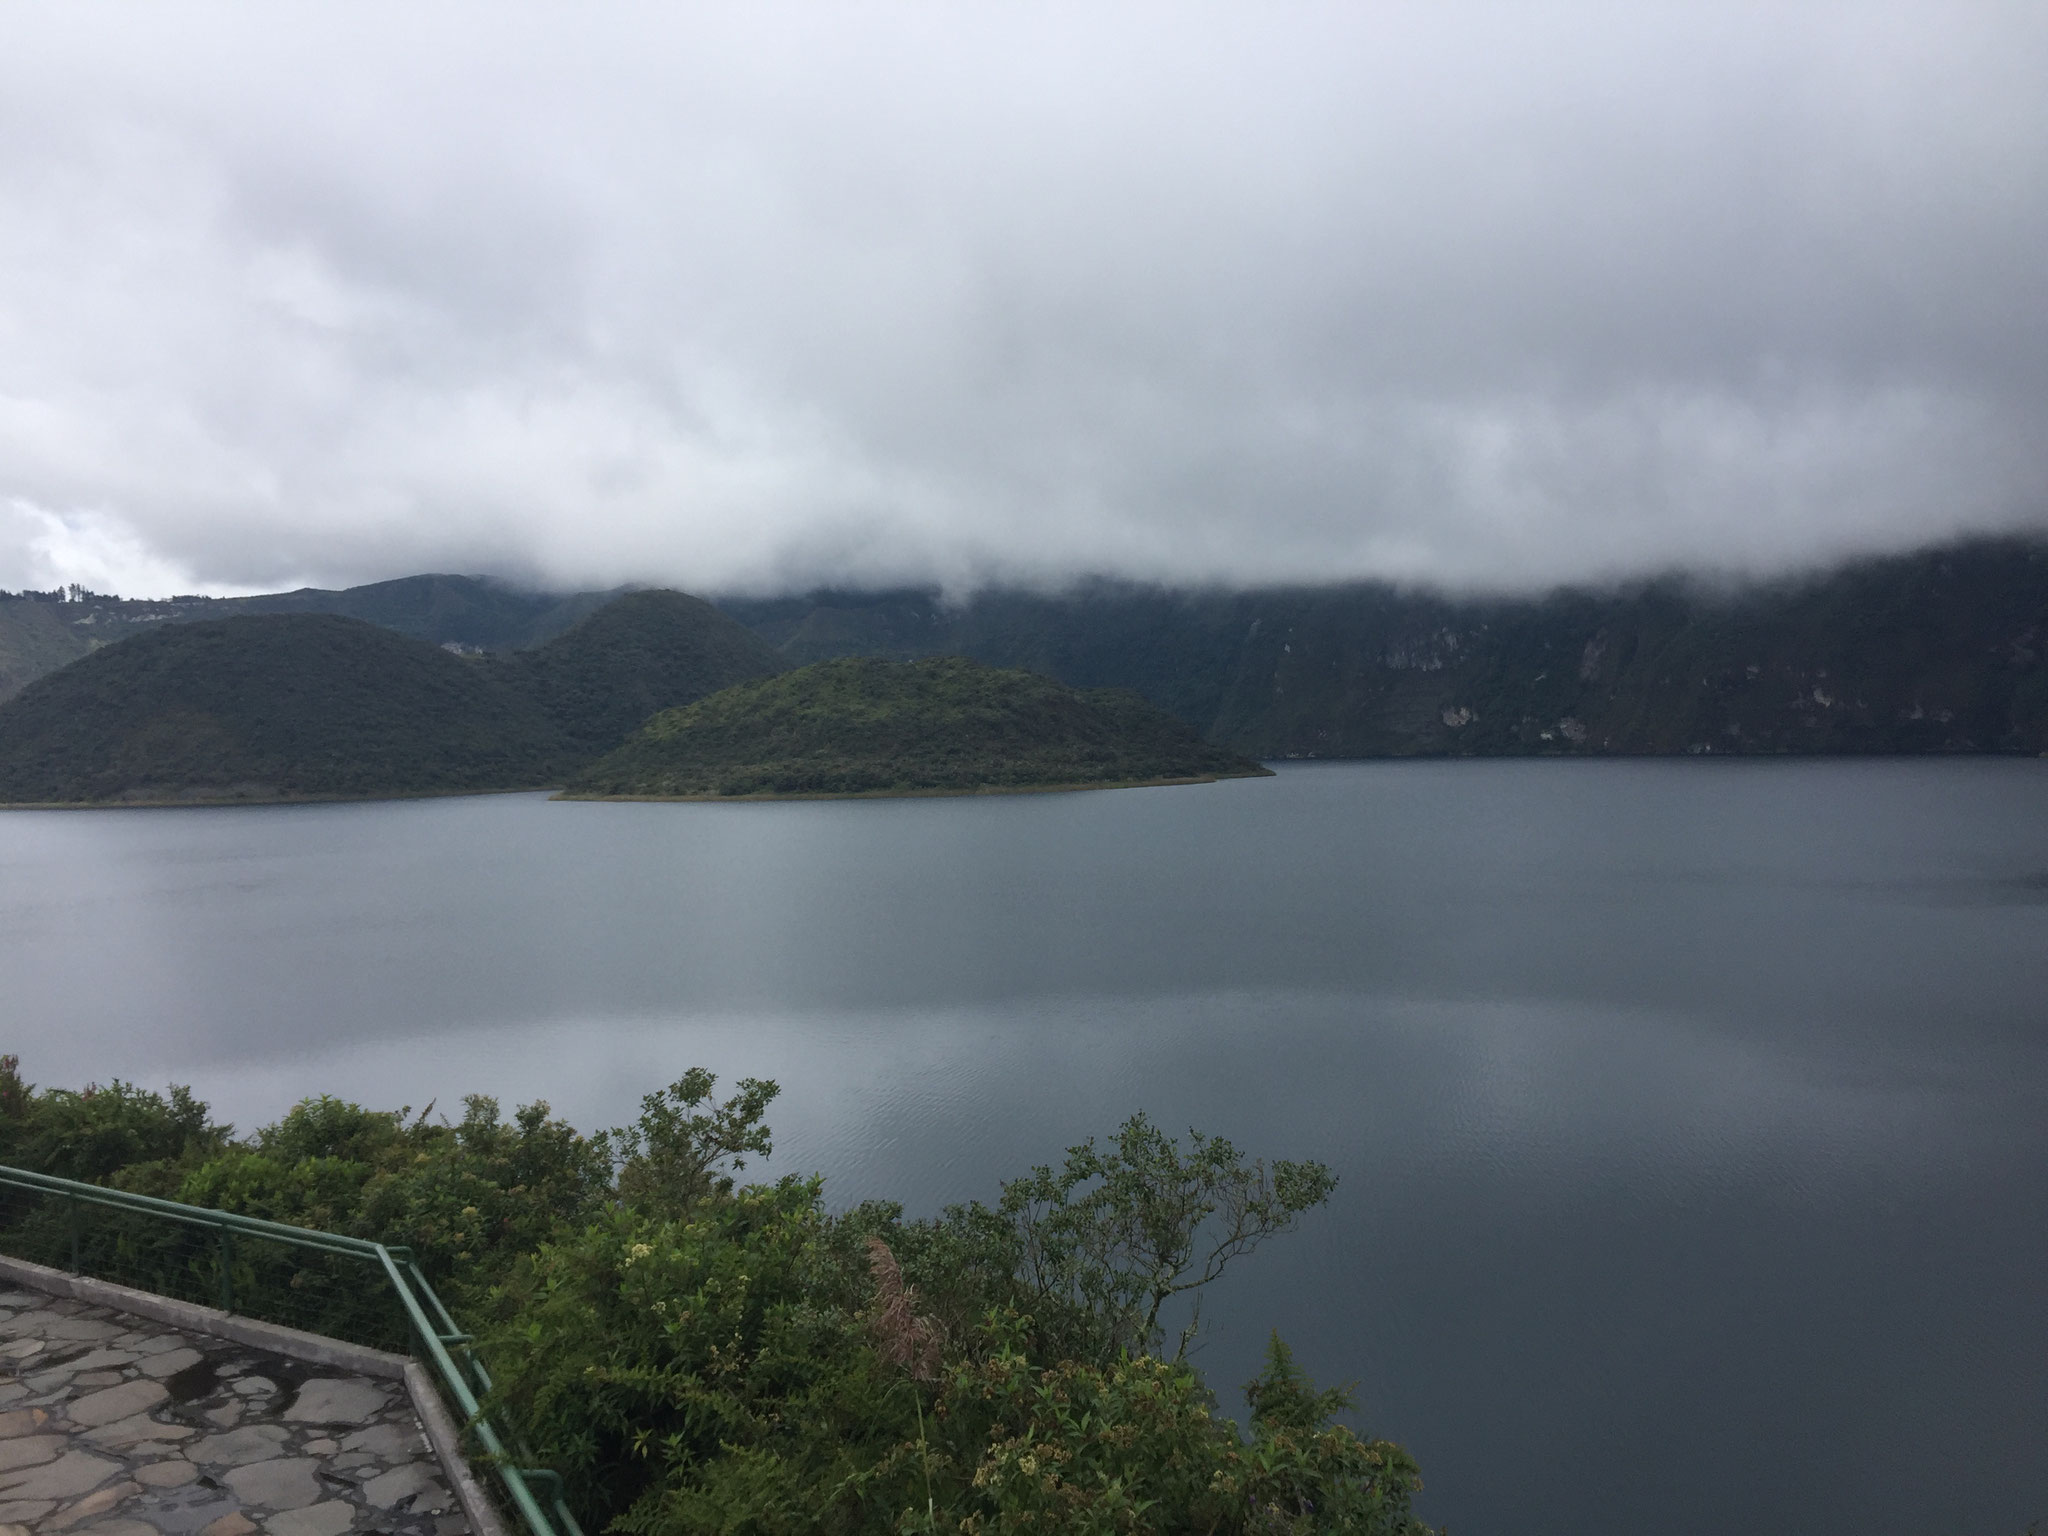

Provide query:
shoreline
left=554, top=766, right=1276, bottom=802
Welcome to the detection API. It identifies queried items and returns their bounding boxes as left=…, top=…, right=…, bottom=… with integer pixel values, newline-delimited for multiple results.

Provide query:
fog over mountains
left=7, top=536, right=2044, bottom=763
left=2, top=5, right=2046, bottom=601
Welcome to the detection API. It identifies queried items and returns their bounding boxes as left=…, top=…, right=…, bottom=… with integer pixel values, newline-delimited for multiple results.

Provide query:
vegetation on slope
left=0, top=613, right=569, bottom=804
left=0, top=574, right=609, bottom=704
left=0, top=591, right=797, bottom=804
left=223, top=572, right=609, bottom=650
left=567, top=653, right=1272, bottom=798
left=0, top=1058, right=1432, bottom=1535
left=507, top=588, right=787, bottom=757
left=720, top=537, right=2048, bottom=757
left=8, top=537, right=2045, bottom=759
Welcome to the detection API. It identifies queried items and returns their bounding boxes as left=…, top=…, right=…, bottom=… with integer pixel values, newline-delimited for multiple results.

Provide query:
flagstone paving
left=0, top=1286, right=468, bottom=1535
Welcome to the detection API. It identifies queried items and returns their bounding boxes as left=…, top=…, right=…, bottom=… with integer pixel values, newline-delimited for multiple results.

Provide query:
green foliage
left=718, top=536, right=2048, bottom=758
left=481, top=1178, right=910, bottom=1533
left=0, top=613, right=574, bottom=804
left=0, top=1055, right=226, bottom=1184
left=940, top=1114, right=1338, bottom=1366
left=1247, top=1333, right=1356, bottom=1436
left=507, top=588, right=786, bottom=757
left=567, top=655, right=1269, bottom=799
left=936, top=1313, right=1428, bottom=1536
left=609, top=1069, right=780, bottom=1216
left=0, top=1065, right=1431, bottom=1535
left=0, top=588, right=782, bottom=805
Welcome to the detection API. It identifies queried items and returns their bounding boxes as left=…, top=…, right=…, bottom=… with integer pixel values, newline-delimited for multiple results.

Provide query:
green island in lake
left=564, top=654, right=1273, bottom=799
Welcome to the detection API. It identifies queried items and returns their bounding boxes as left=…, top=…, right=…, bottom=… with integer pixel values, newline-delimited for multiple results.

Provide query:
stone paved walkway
left=0, top=1285, right=469, bottom=1536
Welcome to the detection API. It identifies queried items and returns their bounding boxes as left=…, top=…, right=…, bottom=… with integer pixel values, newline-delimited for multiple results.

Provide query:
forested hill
left=0, top=614, right=571, bottom=804
left=0, top=592, right=787, bottom=804
left=719, top=538, right=2048, bottom=757
left=6, top=538, right=2046, bottom=759
left=506, top=589, right=786, bottom=757
left=568, top=655, right=1270, bottom=798
left=0, top=574, right=610, bottom=704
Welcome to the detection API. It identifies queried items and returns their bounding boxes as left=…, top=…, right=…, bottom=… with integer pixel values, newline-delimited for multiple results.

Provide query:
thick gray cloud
left=1, top=2, right=2044, bottom=597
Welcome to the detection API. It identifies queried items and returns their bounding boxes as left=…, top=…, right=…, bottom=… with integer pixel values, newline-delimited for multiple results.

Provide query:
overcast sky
left=2, top=3, right=2044, bottom=599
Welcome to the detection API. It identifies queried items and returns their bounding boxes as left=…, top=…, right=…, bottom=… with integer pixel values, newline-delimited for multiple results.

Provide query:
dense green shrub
left=0, top=1062, right=1432, bottom=1533
left=0, top=1055, right=226, bottom=1184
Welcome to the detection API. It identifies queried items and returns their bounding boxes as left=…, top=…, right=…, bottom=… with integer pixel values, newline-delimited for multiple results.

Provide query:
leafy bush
left=0, top=1063, right=1433, bottom=1533
left=0, top=1055, right=226, bottom=1184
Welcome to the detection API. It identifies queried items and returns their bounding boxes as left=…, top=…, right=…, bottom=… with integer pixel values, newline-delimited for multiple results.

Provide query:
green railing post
left=67, top=1195, right=80, bottom=1273
left=217, top=1224, right=235, bottom=1314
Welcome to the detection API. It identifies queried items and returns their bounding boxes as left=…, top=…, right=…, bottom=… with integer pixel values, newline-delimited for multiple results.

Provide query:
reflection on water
left=3, top=760, right=2045, bottom=1535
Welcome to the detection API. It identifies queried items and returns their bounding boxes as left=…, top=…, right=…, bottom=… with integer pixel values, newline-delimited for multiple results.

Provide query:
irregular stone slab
left=0, top=1410, right=48, bottom=1439
left=231, top=1376, right=275, bottom=1397
left=51, top=1348, right=137, bottom=1375
left=136, top=1345, right=204, bottom=1379
left=81, top=1522, right=157, bottom=1536
left=338, top=1420, right=422, bottom=1457
left=0, top=1500, right=54, bottom=1524
left=0, top=1339, right=43, bottom=1361
left=266, top=1499, right=357, bottom=1536
left=222, top=1455, right=323, bottom=1511
left=71, top=1370, right=125, bottom=1389
left=64, top=1379, right=167, bottom=1428
left=47, top=1477, right=139, bottom=1529
left=362, top=1460, right=453, bottom=1513
left=133, top=1458, right=199, bottom=1488
left=283, top=1377, right=388, bottom=1425
left=0, top=1446, right=122, bottom=1500
left=0, top=1435, right=64, bottom=1473
left=202, top=1403, right=240, bottom=1428
left=82, top=1410, right=196, bottom=1449
left=38, top=1317, right=123, bottom=1343
left=200, top=1513, right=258, bottom=1536
left=187, top=1423, right=291, bottom=1466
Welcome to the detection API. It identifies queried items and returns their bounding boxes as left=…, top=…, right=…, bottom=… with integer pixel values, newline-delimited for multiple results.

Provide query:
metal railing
left=0, top=1164, right=583, bottom=1536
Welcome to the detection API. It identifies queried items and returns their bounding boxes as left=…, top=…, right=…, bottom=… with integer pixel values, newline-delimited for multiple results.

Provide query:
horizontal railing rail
left=0, top=1163, right=582, bottom=1536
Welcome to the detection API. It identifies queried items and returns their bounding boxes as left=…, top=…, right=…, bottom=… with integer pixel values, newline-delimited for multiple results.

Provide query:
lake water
left=4, top=760, right=2046, bottom=1534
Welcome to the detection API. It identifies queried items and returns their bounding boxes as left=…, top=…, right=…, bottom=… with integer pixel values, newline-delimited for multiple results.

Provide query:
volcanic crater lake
left=4, top=759, right=2046, bottom=1534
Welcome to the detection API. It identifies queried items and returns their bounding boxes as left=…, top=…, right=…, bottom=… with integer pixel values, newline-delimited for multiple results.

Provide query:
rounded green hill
left=563, top=655, right=1272, bottom=799
left=0, top=613, right=568, bottom=805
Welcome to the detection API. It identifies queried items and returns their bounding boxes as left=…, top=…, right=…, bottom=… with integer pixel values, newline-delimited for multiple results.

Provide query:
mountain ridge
left=0, top=590, right=788, bottom=805
left=5, top=536, right=2045, bottom=758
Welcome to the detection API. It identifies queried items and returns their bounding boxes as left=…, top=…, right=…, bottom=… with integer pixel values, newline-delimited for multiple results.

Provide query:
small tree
left=1246, top=1330, right=1356, bottom=1434
left=988, top=1112, right=1337, bottom=1363
left=606, top=1068, right=779, bottom=1216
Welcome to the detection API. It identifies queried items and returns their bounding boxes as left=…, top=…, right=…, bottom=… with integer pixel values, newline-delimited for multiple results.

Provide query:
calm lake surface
left=4, top=760, right=2046, bottom=1534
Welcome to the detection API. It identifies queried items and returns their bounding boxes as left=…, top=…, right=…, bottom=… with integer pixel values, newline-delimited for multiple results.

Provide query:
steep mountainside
left=508, top=589, right=787, bottom=756
left=223, top=573, right=612, bottom=649
left=0, top=615, right=569, bottom=804
left=0, top=575, right=612, bottom=704
left=0, top=600, right=93, bottom=705
left=718, top=539, right=2048, bottom=756
left=567, top=655, right=1269, bottom=798
left=8, top=539, right=2044, bottom=758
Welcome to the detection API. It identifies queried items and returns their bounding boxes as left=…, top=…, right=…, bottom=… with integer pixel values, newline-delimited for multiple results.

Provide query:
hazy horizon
left=16, top=525, right=2042, bottom=612
left=4, top=4, right=2046, bottom=601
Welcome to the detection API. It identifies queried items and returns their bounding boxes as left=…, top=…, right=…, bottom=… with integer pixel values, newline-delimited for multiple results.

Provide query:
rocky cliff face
left=719, top=538, right=2048, bottom=757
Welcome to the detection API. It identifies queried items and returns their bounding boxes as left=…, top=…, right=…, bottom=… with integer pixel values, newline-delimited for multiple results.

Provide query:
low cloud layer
left=2, top=3, right=2045, bottom=598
